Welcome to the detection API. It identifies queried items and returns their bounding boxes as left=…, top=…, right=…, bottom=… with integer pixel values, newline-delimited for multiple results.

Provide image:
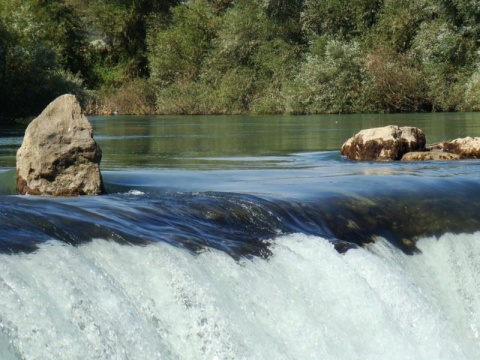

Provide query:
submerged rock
left=341, top=125, right=426, bottom=161
left=16, top=94, right=104, bottom=196
left=401, top=151, right=461, bottom=161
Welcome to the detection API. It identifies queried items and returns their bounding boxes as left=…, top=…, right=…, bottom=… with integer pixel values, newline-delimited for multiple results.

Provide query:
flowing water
left=0, top=113, right=480, bottom=359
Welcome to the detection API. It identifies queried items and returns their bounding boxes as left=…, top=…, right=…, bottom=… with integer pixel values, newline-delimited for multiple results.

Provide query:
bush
left=370, top=0, right=432, bottom=53
left=301, top=0, right=381, bottom=39
left=2, top=43, right=85, bottom=118
left=85, top=78, right=157, bottom=115
left=365, top=48, right=429, bottom=112
left=147, top=0, right=220, bottom=87
left=411, top=20, right=467, bottom=111
left=0, top=1, right=86, bottom=120
left=209, top=67, right=256, bottom=114
left=283, top=38, right=368, bottom=114
left=461, top=68, right=480, bottom=111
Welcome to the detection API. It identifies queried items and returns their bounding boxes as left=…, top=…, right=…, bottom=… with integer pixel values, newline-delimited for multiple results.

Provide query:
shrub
left=365, top=48, right=430, bottom=112
left=461, top=68, right=480, bottom=111
left=85, top=78, right=157, bottom=115
left=410, top=19, right=466, bottom=111
left=2, top=43, right=85, bottom=118
left=283, top=38, right=368, bottom=114
left=0, top=1, right=86, bottom=119
left=147, top=0, right=220, bottom=87
left=210, top=67, right=256, bottom=113
left=301, top=0, right=381, bottom=39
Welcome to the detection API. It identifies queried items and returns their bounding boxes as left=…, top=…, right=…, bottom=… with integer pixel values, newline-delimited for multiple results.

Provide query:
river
left=0, top=113, right=479, bottom=359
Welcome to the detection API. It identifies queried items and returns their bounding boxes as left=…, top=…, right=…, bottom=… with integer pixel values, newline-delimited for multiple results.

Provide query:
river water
left=0, top=113, right=480, bottom=359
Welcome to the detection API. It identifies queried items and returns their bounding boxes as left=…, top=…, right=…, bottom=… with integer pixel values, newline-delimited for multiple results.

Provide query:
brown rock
left=442, top=137, right=480, bottom=159
left=401, top=151, right=461, bottom=161
left=16, top=94, right=104, bottom=196
left=341, top=125, right=426, bottom=161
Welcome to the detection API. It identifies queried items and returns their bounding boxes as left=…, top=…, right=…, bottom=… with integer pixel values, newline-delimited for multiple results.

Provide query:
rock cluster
left=341, top=125, right=480, bottom=161
left=16, top=94, right=104, bottom=196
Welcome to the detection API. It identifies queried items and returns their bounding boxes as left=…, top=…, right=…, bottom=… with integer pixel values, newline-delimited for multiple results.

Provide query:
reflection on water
left=91, top=113, right=480, bottom=169
left=1, top=113, right=480, bottom=170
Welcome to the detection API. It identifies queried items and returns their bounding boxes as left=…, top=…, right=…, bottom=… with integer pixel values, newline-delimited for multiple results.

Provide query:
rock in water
left=401, top=151, right=461, bottom=161
left=442, top=137, right=480, bottom=159
left=341, top=125, right=426, bottom=161
left=16, top=94, right=104, bottom=196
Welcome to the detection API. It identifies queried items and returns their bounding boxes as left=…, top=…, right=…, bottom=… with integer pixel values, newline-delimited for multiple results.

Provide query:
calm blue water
left=0, top=114, right=480, bottom=359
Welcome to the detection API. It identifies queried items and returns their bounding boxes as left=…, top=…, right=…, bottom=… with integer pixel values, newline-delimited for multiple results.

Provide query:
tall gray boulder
left=16, top=94, right=104, bottom=196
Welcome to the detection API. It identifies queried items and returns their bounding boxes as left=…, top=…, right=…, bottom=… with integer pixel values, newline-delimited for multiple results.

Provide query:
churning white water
left=0, top=232, right=479, bottom=360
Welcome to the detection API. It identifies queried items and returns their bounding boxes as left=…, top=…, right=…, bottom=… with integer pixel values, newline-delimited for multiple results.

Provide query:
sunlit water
left=0, top=113, right=480, bottom=359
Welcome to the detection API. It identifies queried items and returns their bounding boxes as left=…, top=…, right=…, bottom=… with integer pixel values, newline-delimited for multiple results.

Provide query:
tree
left=370, top=0, right=432, bottom=53
left=365, top=48, right=429, bottom=112
left=148, top=0, right=220, bottom=86
left=32, top=0, right=88, bottom=76
left=200, top=0, right=302, bottom=113
left=0, top=19, right=9, bottom=118
left=411, top=19, right=465, bottom=111
left=0, top=0, right=84, bottom=120
left=263, top=0, right=303, bottom=22
left=283, top=37, right=369, bottom=114
left=301, top=0, right=382, bottom=39
left=89, top=0, right=180, bottom=79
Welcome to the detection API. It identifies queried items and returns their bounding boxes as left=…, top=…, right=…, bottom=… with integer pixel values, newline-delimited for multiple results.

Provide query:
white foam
left=0, top=233, right=479, bottom=359
left=126, top=189, right=145, bottom=196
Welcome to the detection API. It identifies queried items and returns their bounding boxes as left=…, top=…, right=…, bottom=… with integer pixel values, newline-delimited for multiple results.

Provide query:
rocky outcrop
left=342, top=127, right=480, bottom=162
left=341, top=125, right=426, bottom=161
left=442, top=137, right=480, bottom=159
left=401, top=151, right=461, bottom=161
left=16, top=94, right=104, bottom=196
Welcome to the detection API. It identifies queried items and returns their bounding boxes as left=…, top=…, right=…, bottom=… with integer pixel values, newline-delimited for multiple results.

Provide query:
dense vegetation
left=1, top=0, right=480, bottom=121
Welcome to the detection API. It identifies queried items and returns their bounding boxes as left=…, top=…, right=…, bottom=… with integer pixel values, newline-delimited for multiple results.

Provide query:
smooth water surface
left=2, top=112, right=480, bottom=170
left=91, top=112, right=480, bottom=170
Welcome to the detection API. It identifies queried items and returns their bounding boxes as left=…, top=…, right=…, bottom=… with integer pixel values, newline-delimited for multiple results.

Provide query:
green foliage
left=191, top=0, right=302, bottom=113
left=411, top=20, right=465, bottom=111
left=364, top=49, right=429, bottom=112
left=211, top=0, right=274, bottom=67
left=0, top=19, right=8, bottom=110
left=0, top=0, right=88, bottom=73
left=371, top=0, right=433, bottom=53
left=89, top=0, right=180, bottom=79
left=249, top=38, right=302, bottom=113
left=437, top=0, right=480, bottom=30
left=86, top=78, right=156, bottom=115
left=155, top=81, right=217, bottom=115
left=210, top=67, right=256, bottom=114
left=462, top=68, right=480, bottom=111
left=209, top=0, right=233, bottom=13
left=147, top=0, right=302, bottom=114
left=2, top=44, right=84, bottom=118
left=262, top=0, right=303, bottom=22
left=0, top=0, right=85, bottom=120
left=283, top=38, right=369, bottom=114
left=3, top=0, right=480, bottom=119
left=302, top=0, right=382, bottom=39
left=148, top=0, right=220, bottom=86
left=37, top=0, right=89, bottom=75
